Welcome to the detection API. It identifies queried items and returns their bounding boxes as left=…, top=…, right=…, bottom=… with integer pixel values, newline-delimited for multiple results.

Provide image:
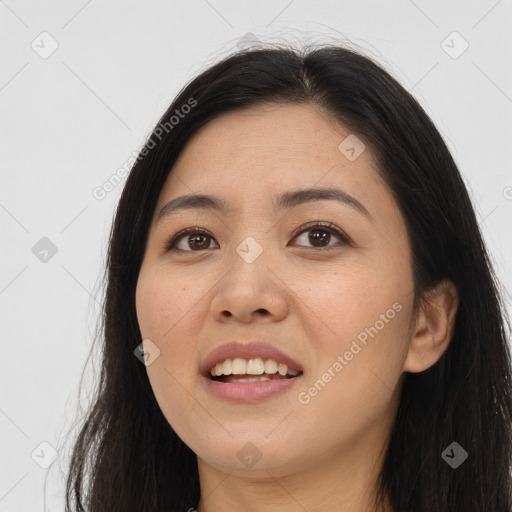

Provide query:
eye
left=163, top=222, right=351, bottom=253
left=290, top=221, right=351, bottom=249
left=164, top=227, right=218, bottom=252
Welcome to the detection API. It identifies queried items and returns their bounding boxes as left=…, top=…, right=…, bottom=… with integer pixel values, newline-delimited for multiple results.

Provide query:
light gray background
left=1, top=1, right=511, bottom=510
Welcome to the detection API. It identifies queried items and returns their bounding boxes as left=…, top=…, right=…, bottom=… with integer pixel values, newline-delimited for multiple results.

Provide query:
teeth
left=232, top=358, right=247, bottom=375
left=230, top=376, right=272, bottom=383
left=222, top=359, right=232, bottom=375
left=247, top=358, right=265, bottom=375
left=264, top=359, right=278, bottom=374
left=210, top=357, right=300, bottom=377
left=215, top=362, right=224, bottom=376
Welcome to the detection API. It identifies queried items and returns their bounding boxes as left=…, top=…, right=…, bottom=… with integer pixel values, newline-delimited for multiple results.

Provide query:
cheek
left=136, top=265, right=202, bottom=343
left=295, top=301, right=410, bottom=443
left=298, top=261, right=407, bottom=346
left=295, top=260, right=412, bottom=405
left=135, top=267, right=206, bottom=393
left=136, top=269, right=204, bottom=432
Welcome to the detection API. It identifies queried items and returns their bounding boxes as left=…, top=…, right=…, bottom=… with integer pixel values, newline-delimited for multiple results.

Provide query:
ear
left=402, top=279, right=459, bottom=373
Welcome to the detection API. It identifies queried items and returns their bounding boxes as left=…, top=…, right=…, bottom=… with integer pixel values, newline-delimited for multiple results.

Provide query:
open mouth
left=211, top=373, right=303, bottom=383
left=209, top=357, right=303, bottom=383
left=203, top=352, right=304, bottom=402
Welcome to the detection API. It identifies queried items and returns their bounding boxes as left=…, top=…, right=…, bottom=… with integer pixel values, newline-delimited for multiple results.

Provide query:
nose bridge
left=234, top=234, right=266, bottom=265
left=223, top=230, right=272, bottom=290
left=211, top=229, right=288, bottom=321
left=228, top=206, right=275, bottom=265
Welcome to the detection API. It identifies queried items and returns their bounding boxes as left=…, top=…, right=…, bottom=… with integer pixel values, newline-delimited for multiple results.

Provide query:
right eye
left=164, top=227, right=219, bottom=252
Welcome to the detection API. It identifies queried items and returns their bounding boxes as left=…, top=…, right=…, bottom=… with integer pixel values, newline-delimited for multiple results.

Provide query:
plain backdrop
left=1, top=1, right=511, bottom=510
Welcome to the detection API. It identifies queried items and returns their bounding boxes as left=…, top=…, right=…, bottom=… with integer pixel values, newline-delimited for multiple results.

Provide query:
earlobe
left=402, top=280, right=459, bottom=373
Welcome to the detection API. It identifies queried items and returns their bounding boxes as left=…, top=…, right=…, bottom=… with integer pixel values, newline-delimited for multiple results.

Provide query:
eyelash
left=163, top=221, right=352, bottom=253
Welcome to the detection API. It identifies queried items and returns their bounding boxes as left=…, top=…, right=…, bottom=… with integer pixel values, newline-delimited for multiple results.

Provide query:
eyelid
left=164, top=221, right=352, bottom=253
left=164, top=226, right=215, bottom=252
left=289, top=221, right=352, bottom=246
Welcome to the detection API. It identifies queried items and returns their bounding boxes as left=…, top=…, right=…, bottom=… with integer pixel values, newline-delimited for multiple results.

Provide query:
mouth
left=209, top=357, right=303, bottom=383
left=201, top=358, right=303, bottom=404
left=201, top=341, right=304, bottom=402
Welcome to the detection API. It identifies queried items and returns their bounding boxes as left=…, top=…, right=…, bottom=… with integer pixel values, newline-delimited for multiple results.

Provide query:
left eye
left=292, top=222, right=350, bottom=249
left=164, top=222, right=350, bottom=252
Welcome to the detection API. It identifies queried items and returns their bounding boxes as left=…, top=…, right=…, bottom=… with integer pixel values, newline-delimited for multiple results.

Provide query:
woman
left=65, top=43, right=512, bottom=511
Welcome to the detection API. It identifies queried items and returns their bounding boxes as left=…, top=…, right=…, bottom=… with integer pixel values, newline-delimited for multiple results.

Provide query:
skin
left=135, top=103, right=459, bottom=512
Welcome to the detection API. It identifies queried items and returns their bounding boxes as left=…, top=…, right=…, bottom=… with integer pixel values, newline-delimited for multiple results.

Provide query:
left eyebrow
left=156, top=186, right=373, bottom=223
left=272, top=186, right=372, bottom=221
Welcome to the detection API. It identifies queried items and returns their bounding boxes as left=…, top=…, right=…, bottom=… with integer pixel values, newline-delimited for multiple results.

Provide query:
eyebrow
left=157, top=187, right=373, bottom=223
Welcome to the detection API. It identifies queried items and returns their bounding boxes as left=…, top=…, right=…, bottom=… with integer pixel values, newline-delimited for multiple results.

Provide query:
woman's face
left=135, top=103, right=416, bottom=478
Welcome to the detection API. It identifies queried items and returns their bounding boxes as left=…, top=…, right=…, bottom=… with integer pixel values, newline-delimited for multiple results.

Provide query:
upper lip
left=202, top=341, right=303, bottom=376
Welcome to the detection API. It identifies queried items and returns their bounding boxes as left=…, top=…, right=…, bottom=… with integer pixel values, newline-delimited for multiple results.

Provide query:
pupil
left=310, top=229, right=329, bottom=247
left=190, top=234, right=209, bottom=250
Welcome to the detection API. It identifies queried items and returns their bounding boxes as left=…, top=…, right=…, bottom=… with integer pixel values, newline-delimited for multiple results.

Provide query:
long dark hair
left=65, top=42, right=512, bottom=511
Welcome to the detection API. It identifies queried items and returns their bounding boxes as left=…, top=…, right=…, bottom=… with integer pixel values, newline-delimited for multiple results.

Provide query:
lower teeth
left=211, top=372, right=302, bottom=383
left=229, top=376, right=272, bottom=383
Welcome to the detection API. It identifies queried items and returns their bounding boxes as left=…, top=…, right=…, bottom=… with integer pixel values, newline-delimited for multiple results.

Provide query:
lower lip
left=201, top=374, right=302, bottom=403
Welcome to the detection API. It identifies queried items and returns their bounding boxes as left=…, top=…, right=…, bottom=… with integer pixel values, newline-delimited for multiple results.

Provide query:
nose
left=210, top=242, right=289, bottom=324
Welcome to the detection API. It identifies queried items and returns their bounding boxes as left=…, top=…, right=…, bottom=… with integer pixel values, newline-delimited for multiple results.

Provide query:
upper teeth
left=210, top=358, right=300, bottom=377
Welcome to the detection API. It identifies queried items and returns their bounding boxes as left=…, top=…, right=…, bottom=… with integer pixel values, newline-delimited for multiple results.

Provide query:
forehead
left=155, top=103, right=393, bottom=219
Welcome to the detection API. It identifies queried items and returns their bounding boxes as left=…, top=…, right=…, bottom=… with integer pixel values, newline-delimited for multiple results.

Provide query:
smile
left=210, top=357, right=301, bottom=383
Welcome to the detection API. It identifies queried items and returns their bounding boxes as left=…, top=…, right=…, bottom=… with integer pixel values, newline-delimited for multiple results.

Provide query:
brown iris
left=188, top=233, right=211, bottom=250
left=308, top=228, right=330, bottom=247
